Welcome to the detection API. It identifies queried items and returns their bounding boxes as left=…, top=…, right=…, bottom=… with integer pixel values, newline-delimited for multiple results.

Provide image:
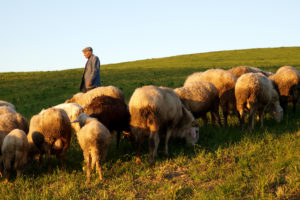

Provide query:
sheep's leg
left=293, top=99, right=297, bottom=114
left=3, top=158, right=11, bottom=183
left=222, top=107, right=229, bottom=126
left=201, top=115, right=208, bottom=125
left=95, top=160, right=103, bottom=181
left=148, top=130, right=159, bottom=166
left=135, top=134, right=144, bottom=164
left=46, top=149, right=52, bottom=173
left=258, top=109, right=265, bottom=128
left=84, top=152, right=91, bottom=183
left=248, top=108, right=256, bottom=131
left=212, top=111, right=222, bottom=126
left=164, top=129, right=172, bottom=157
left=116, top=131, right=121, bottom=148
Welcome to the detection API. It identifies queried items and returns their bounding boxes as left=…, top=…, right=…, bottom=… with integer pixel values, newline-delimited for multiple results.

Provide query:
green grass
left=0, top=47, right=300, bottom=199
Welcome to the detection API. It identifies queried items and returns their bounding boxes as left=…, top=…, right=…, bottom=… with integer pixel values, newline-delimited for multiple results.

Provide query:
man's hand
left=87, top=82, right=92, bottom=86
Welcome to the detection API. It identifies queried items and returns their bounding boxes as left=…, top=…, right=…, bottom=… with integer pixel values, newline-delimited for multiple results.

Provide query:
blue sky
left=0, top=0, right=299, bottom=72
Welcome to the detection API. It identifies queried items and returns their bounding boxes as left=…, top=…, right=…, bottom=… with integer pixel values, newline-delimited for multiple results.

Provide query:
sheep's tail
left=31, top=132, right=45, bottom=151
left=139, top=106, right=160, bottom=132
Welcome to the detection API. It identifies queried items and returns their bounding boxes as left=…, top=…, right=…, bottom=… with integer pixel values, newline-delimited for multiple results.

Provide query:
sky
left=0, top=0, right=299, bottom=72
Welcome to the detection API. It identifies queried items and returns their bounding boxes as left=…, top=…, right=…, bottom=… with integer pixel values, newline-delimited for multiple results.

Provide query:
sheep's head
left=273, top=104, right=283, bottom=123
left=72, top=113, right=90, bottom=128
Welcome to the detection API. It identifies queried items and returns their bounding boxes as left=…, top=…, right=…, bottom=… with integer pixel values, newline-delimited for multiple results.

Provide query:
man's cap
left=82, top=47, right=93, bottom=52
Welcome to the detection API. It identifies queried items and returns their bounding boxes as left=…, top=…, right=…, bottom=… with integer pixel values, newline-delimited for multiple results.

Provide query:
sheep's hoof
left=164, top=152, right=169, bottom=157
left=135, top=157, right=142, bottom=164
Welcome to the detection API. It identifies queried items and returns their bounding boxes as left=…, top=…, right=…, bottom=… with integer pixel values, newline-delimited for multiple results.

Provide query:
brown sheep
left=0, top=112, right=29, bottom=152
left=269, top=67, right=300, bottom=114
left=27, top=108, right=72, bottom=172
left=184, top=69, right=237, bottom=125
left=84, top=95, right=131, bottom=148
left=235, top=73, right=283, bottom=131
left=129, top=85, right=199, bottom=165
left=174, top=82, right=221, bottom=126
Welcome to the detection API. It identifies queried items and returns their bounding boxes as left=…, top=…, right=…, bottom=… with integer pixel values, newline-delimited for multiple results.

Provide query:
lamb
left=0, top=100, right=16, bottom=110
left=129, top=85, right=199, bottom=165
left=184, top=69, right=237, bottom=125
left=269, top=67, right=300, bottom=114
left=1, top=129, right=28, bottom=182
left=53, top=103, right=84, bottom=134
left=228, top=66, right=273, bottom=78
left=84, top=95, right=131, bottom=147
left=27, top=108, right=71, bottom=171
left=235, top=73, right=283, bottom=131
left=65, top=85, right=125, bottom=108
left=72, top=113, right=112, bottom=183
left=0, top=112, right=29, bottom=151
left=174, top=82, right=221, bottom=126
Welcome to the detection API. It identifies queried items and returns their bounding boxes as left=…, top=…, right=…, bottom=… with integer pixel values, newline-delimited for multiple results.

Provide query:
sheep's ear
left=72, top=119, right=79, bottom=123
left=191, top=120, right=198, bottom=127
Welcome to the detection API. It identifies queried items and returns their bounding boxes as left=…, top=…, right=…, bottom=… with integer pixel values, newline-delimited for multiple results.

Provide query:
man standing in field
left=80, top=47, right=101, bottom=92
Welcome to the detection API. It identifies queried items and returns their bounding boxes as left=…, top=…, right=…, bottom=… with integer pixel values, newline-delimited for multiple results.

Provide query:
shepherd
left=80, top=47, right=101, bottom=92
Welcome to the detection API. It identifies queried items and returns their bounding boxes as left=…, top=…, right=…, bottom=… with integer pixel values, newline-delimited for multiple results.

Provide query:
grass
left=0, top=47, right=300, bottom=199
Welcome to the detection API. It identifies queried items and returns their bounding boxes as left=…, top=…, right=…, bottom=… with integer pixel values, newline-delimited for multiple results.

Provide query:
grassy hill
left=0, top=47, right=300, bottom=199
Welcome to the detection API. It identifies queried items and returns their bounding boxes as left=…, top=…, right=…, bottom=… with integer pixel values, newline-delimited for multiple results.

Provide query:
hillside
left=0, top=47, right=299, bottom=199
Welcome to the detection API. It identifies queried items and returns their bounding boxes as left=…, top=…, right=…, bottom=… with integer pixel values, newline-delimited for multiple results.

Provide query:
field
left=0, top=47, right=300, bottom=199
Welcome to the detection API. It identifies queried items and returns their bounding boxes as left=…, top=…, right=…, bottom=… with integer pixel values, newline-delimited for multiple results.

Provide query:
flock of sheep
left=0, top=65, right=299, bottom=183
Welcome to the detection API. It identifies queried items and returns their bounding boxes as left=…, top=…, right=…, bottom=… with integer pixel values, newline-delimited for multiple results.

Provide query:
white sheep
left=72, top=113, right=112, bottom=183
left=269, top=66, right=300, bottom=114
left=53, top=103, right=84, bottom=134
left=235, top=73, right=283, bottom=131
left=27, top=108, right=71, bottom=172
left=65, top=85, right=125, bottom=108
left=0, top=100, right=16, bottom=111
left=0, top=106, right=16, bottom=115
left=174, top=82, right=221, bottom=125
left=184, top=69, right=237, bottom=125
left=1, top=129, right=28, bottom=182
left=129, top=85, right=199, bottom=165
left=228, top=66, right=273, bottom=78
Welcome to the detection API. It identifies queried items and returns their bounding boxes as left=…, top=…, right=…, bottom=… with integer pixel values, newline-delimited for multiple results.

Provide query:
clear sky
left=0, top=0, right=299, bottom=72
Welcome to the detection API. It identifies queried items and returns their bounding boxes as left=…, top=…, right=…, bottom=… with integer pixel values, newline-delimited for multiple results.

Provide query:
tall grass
left=0, top=47, right=299, bottom=199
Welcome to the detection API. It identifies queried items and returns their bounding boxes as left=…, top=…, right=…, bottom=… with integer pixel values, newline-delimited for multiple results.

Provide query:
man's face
left=83, top=51, right=92, bottom=59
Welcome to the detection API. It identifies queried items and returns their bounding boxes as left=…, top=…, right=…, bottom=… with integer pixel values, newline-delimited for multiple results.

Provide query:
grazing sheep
left=235, top=73, right=283, bottom=131
left=0, top=112, right=29, bottom=151
left=27, top=108, right=71, bottom=171
left=184, top=69, right=237, bottom=125
left=0, top=106, right=17, bottom=115
left=129, top=85, right=199, bottom=165
left=229, top=66, right=273, bottom=78
left=1, top=129, right=28, bottom=182
left=269, top=67, right=300, bottom=114
left=53, top=103, right=84, bottom=134
left=0, top=100, right=16, bottom=110
left=174, top=82, right=221, bottom=126
left=84, top=95, right=131, bottom=148
left=72, top=113, right=111, bottom=183
left=66, top=85, right=125, bottom=108
left=276, top=65, right=300, bottom=75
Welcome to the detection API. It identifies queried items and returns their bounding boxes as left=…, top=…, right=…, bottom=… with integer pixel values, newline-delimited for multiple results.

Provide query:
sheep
left=1, top=129, right=28, bottom=182
left=276, top=65, right=300, bottom=75
left=0, top=100, right=16, bottom=110
left=65, top=85, right=125, bottom=108
left=53, top=103, right=84, bottom=134
left=228, top=66, right=273, bottom=78
left=184, top=69, right=237, bottom=125
left=129, top=85, right=199, bottom=165
left=72, top=113, right=112, bottom=183
left=235, top=73, right=283, bottom=131
left=84, top=95, right=131, bottom=148
left=269, top=67, right=300, bottom=114
left=0, top=112, right=29, bottom=151
left=174, top=82, right=221, bottom=126
left=0, top=106, right=17, bottom=115
left=27, top=108, right=71, bottom=171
